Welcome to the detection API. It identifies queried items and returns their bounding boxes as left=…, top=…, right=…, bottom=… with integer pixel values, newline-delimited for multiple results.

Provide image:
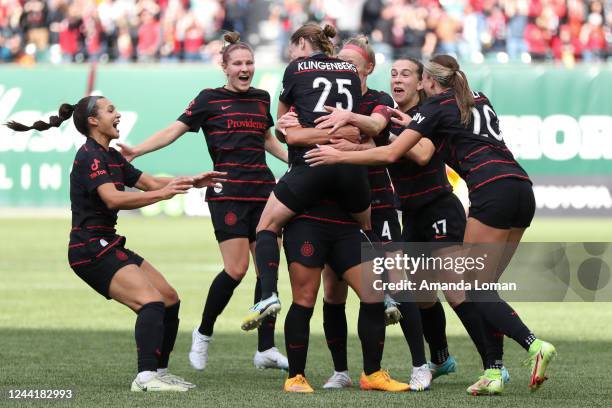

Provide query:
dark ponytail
left=5, top=96, right=103, bottom=137
left=424, top=55, right=474, bottom=127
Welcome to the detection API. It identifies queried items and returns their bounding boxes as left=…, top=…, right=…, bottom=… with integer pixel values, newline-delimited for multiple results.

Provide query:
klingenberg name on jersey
left=297, top=60, right=357, bottom=72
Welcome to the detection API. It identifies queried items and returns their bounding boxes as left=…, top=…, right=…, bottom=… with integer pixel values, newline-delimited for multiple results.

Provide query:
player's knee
left=225, top=263, right=248, bottom=281
left=133, top=287, right=164, bottom=310
left=161, top=286, right=180, bottom=306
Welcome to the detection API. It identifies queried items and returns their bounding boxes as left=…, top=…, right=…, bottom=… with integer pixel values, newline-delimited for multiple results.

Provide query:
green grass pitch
left=1, top=216, right=611, bottom=407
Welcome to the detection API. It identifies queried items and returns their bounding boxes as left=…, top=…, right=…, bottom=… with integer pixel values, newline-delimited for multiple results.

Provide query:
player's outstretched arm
left=315, top=105, right=388, bottom=138
left=304, top=128, right=423, bottom=166
left=389, top=133, right=435, bottom=166
left=117, top=121, right=190, bottom=162
left=134, top=172, right=226, bottom=191
left=97, top=177, right=194, bottom=210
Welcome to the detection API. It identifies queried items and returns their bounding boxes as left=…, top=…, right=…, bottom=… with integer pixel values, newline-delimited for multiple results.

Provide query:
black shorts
left=468, top=177, right=535, bottom=229
left=208, top=200, right=265, bottom=243
left=402, top=193, right=466, bottom=243
left=283, top=218, right=362, bottom=280
left=69, top=235, right=144, bottom=299
left=274, top=163, right=371, bottom=214
left=371, top=207, right=401, bottom=243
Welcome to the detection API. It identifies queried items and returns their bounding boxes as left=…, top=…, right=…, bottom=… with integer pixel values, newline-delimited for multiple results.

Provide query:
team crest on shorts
left=225, top=211, right=238, bottom=226
left=300, top=241, right=315, bottom=257
left=115, top=249, right=128, bottom=261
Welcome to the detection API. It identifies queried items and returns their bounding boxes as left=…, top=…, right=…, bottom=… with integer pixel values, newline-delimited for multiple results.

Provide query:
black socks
left=323, top=302, right=348, bottom=372
left=135, top=301, right=165, bottom=372
left=158, top=301, right=180, bottom=369
left=420, top=301, right=449, bottom=365
left=199, top=270, right=240, bottom=336
left=284, top=303, right=314, bottom=378
left=255, top=277, right=276, bottom=352
left=397, top=302, right=427, bottom=367
left=255, top=230, right=280, bottom=299
left=358, top=302, right=385, bottom=375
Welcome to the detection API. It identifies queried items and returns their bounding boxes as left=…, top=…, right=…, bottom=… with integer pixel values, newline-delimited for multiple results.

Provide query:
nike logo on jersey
left=221, top=105, right=232, bottom=110
left=413, top=112, right=426, bottom=124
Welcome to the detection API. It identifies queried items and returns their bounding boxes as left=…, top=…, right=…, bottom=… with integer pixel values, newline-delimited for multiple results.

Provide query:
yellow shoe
left=284, top=375, right=314, bottom=393
left=359, top=370, right=409, bottom=392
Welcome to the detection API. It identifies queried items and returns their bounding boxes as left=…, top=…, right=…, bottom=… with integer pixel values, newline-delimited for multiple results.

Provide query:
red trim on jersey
left=372, top=204, right=395, bottom=210
left=71, top=227, right=81, bottom=231
left=468, top=159, right=516, bottom=173
left=224, top=179, right=276, bottom=184
left=371, top=187, right=392, bottom=192
left=215, top=162, right=269, bottom=169
left=207, top=196, right=268, bottom=202
left=293, top=69, right=357, bottom=75
left=463, top=145, right=490, bottom=161
left=294, top=214, right=358, bottom=225
left=208, top=98, right=270, bottom=105
left=372, top=105, right=392, bottom=121
left=208, top=130, right=264, bottom=135
left=440, top=96, right=487, bottom=105
left=212, top=147, right=264, bottom=152
left=86, top=225, right=115, bottom=230
left=108, top=163, right=125, bottom=168
left=470, top=174, right=531, bottom=191
left=70, top=259, right=91, bottom=267
left=95, top=236, right=123, bottom=258
left=69, top=243, right=86, bottom=248
left=393, top=168, right=438, bottom=181
left=368, top=169, right=386, bottom=175
left=399, top=185, right=444, bottom=198
left=208, top=112, right=268, bottom=121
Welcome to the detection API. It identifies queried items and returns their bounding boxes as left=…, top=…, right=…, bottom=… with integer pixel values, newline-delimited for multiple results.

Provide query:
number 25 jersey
left=279, top=52, right=362, bottom=164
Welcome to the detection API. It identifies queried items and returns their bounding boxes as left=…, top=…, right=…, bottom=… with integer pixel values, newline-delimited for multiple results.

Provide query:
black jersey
left=406, top=90, right=530, bottom=192
left=69, top=137, right=142, bottom=238
left=279, top=53, right=362, bottom=164
left=178, top=87, right=276, bottom=202
left=360, top=88, right=396, bottom=210
left=388, top=105, right=452, bottom=211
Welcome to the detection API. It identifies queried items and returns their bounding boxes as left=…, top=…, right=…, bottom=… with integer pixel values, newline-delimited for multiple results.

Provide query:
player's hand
left=329, top=138, right=360, bottom=151
left=116, top=142, right=138, bottom=162
left=314, top=106, right=352, bottom=134
left=160, top=176, right=194, bottom=199
left=389, top=108, right=412, bottom=127
left=192, top=171, right=228, bottom=188
left=276, top=111, right=300, bottom=136
left=304, top=144, right=343, bottom=166
left=332, top=124, right=361, bottom=144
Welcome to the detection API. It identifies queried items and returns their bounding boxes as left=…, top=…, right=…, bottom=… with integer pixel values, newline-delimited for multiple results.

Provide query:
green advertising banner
left=1, top=63, right=611, bottom=213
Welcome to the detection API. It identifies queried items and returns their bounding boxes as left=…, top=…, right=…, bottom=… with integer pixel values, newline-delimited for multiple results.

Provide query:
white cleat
left=323, top=370, right=353, bottom=389
left=410, top=364, right=432, bottom=392
left=253, top=347, right=289, bottom=370
left=242, top=294, right=282, bottom=331
left=131, top=373, right=189, bottom=392
left=158, top=372, right=197, bottom=388
left=188, top=328, right=211, bottom=371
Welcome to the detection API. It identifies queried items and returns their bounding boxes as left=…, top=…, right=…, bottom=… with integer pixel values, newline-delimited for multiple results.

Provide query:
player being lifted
left=6, top=96, right=224, bottom=391
left=242, top=23, right=381, bottom=330
left=118, top=32, right=289, bottom=371
left=278, top=38, right=430, bottom=391
left=304, top=54, right=556, bottom=396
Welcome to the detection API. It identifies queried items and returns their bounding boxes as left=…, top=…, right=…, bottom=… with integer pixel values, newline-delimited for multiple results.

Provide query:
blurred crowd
left=1, top=0, right=610, bottom=65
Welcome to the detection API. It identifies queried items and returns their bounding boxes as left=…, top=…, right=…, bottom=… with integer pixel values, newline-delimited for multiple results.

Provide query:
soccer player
left=242, top=22, right=387, bottom=331
left=280, top=38, right=430, bottom=391
left=6, top=96, right=225, bottom=391
left=304, top=54, right=556, bottom=396
left=117, top=32, right=289, bottom=371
